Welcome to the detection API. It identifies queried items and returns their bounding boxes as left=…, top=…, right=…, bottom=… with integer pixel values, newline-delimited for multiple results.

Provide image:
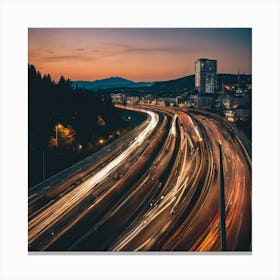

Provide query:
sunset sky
left=28, top=28, right=251, bottom=82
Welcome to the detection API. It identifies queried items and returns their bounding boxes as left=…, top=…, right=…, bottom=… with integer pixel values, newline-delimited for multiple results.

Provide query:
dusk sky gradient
left=28, top=28, right=251, bottom=82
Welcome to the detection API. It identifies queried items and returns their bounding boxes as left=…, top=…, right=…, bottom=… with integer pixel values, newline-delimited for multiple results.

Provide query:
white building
left=111, top=93, right=124, bottom=103
left=126, top=96, right=139, bottom=105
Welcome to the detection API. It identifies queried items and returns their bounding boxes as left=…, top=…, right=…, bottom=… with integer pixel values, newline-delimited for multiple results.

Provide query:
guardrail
left=29, top=108, right=149, bottom=195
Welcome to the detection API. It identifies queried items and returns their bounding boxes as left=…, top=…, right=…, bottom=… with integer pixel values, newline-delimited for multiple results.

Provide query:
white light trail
left=170, top=115, right=177, bottom=136
left=29, top=109, right=159, bottom=245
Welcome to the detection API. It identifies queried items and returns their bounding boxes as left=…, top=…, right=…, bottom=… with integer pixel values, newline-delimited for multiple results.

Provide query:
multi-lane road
left=28, top=105, right=251, bottom=251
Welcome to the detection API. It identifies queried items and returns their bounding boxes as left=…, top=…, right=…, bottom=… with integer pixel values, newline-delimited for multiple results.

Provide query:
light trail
left=28, top=105, right=251, bottom=252
left=28, top=109, right=159, bottom=246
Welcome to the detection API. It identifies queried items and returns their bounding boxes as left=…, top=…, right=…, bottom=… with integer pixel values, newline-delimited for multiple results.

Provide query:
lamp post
left=42, top=149, right=45, bottom=181
left=128, top=116, right=131, bottom=131
left=56, top=123, right=62, bottom=147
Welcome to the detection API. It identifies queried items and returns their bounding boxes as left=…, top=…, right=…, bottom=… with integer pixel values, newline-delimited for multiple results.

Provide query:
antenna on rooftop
left=237, top=64, right=241, bottom=87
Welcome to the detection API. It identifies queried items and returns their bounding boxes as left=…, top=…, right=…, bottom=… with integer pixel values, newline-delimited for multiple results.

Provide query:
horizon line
left=28, top=64, right=252, bottom=83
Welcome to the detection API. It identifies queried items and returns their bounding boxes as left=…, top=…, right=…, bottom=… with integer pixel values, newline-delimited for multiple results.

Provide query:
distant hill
left=150, top=73, right=251, bottom=94
left=72, top=74, right=251, bottom=94
left=217, top=74, right=252, bottom=87
left=151, top=75, right=195, bottom=92
left=72, top=77, right=154, bottom=90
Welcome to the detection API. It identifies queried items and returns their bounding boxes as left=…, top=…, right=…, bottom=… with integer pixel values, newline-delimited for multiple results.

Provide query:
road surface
left=28, top=105, right=251, bottom=251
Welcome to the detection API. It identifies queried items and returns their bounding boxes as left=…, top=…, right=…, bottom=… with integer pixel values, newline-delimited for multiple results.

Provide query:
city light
left=28, top=29, right=252, bottom=253
left=56, top=123, right=63, bottom=147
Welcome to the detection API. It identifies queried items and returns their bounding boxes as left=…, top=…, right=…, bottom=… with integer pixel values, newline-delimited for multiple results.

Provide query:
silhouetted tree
left=58, top=75, right=66, bottom=85
left=28, top=64, right=126, bottom=149
left=48, top=124, right=76, bottom=149
left=28, top=64, right=128, bottom=186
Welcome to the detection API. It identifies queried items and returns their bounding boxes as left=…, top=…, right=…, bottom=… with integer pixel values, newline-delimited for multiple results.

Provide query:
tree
left=61, top=125, right=76, bottom=145
left=58, top=75, right=66, bottom=85
left=48, top=124, right=76, bottom=149
left=97, top=115, right=106, bottom=127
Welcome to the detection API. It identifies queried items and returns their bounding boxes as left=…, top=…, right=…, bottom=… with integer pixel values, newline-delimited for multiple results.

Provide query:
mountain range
left=72, top=77, right=154, bottom=90
left=71, top=74, right=252, bottom=92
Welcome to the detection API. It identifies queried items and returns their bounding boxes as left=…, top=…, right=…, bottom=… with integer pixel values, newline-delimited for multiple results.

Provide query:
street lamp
left=128, top=116, right=131, bottom=131
left=42, top=149, right=45, bottom=181
left=56, top=123, right=62, bottom=147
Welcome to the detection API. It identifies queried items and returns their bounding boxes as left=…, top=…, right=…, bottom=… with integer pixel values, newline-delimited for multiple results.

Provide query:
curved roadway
left=28, top=105, right=251, bottom=251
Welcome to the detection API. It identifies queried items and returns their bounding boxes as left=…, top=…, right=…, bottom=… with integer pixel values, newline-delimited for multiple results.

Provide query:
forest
left=28, top=64, right=129, bottom=187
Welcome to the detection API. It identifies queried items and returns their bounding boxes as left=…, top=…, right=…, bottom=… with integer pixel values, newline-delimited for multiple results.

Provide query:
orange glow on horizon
left=29, top=28, right=252, bottom=82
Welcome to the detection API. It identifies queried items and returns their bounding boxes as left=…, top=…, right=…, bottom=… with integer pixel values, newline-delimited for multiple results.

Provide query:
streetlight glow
left=56, top=123, right=62, bottom=147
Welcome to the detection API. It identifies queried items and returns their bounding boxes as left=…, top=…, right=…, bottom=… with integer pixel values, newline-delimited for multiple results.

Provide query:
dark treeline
left=29, top=64, right=127, bottom=148
left=28, top=64, right=128, bottom=187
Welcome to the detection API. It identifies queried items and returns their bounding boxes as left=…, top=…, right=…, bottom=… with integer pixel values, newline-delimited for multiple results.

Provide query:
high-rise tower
left=195, top=58, right=217, bottom=93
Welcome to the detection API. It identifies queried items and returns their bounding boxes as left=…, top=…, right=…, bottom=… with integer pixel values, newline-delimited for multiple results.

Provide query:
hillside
left=72, top=73, right=252, bottom=95
left=72, top=77, right=154, bottom=90
left=150, top=73, right=251, bottom=94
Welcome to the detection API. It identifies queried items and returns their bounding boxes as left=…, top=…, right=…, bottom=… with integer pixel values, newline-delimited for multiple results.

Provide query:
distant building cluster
left=112, top=94, right=179, bottom=107
left=111, top=58, right=251, bottom=124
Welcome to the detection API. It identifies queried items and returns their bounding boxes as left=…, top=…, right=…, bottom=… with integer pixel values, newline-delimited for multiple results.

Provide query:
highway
left=28, top=104, right=251, bottom=251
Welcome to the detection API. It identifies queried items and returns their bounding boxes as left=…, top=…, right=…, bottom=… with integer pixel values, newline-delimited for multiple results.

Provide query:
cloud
left=29, top=42, right=193, bottom=67
left=45, top=54, right=96, bottom=62
left=124, top=46, right=189, bottom=54
left=100, top=42, right=195, bottom=55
